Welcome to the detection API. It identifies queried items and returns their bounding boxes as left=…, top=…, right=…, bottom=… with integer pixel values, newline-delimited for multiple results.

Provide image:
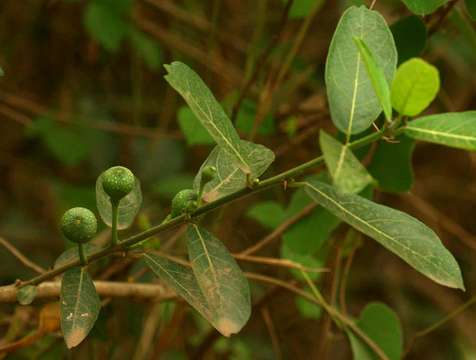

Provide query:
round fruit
left=60, top=207, right=98, bottom=243
left=101, top=166, right=135, bottom=202
left=171, top=189, right=198, bottom=218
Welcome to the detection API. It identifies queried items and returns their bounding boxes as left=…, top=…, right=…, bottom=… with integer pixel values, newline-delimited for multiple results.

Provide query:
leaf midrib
left=306, top=182, right=456, bottom=285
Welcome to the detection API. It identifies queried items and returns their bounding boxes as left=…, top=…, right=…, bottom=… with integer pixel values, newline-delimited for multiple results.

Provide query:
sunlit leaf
left=165, top=61, right=261, bottom=174
left=144, top=253, right=213, bottom=324
left=391, top=58, right=440, bottom=116
left=17, top=285, right=37, bottom=305
left=320, top=130, right=373, bottom=194
left=96, top=172, right=142, bottom=229
left=187, top=225, right=251, bottom=336
left=60, top=267, right=100, bottom=349
left=369, top=136, right=415, bottom=193
left=353, top=37, right=392, bottom=122
left=404, top=111, right=476, bottom=151
left=325, top=6, right=397, bottom=134
left=304, top=180, right=464, bottom=289
left=347, top=302, right=403, bottom=360
left=193, top=140, right=274, bottom=203
left=401, top=0, right=448, bottom=15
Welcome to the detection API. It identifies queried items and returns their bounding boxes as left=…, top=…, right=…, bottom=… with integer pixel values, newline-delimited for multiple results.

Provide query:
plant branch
left=0, top=281, right=175, bottom=303
left=0, top=237, right=46, bottom=274
left=239, top=202, right=318, bottom=255
left=405, top=293, right=476, bottom=354
left=6, top=127, right=386, bottom=290
left=300, top=271, right=390, bottom=360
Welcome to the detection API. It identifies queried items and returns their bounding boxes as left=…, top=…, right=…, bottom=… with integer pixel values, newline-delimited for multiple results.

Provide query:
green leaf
left=347, top=303, right=403, bottom=360
left=391, top=58, right=440, bottom=116
left=194, top=140, right=274, bottom=202
left=17, top=285, right=37, bottom=305
left=144, top=253, right=214, bottom=326
left=295, top=296, right=322, bottom=320
left=186, top=224, right=251, bottom=336
left=369, top=135, right=415, bottom=193
left=60, top=267, right=101, bottom=349
left=96, top=172, right=142, bottom=229
left=177, top=106, right=215, bottom=146
left=246, top=201, right=286, bottom=229
left=391, top=16, right=427, bottom=64
left=353, top=37, right=392, bottom=122
left=84, top=2, right=129, bottom=51
left=304, top=180, right=464, bottom=289
left=165, top=61, right=262, bottom=173
left=281, top=0, right=325, bottom=18
left=283, top=207, right=340, bottom=254
left=283, top=182, right=341, bottom=254
left=0, top=67, right=4, bottom=76
left=404, top=111, right=476, bottom=151
left=280, top=243, right=322, bottom=281
left=319, top=130, right=373, bottom=194
left=401, top=0, right=448, bottom=15
left=235, top=99, right=275, bottom=136
left=466, top=0, right=476, bottom=20
left=325, top=6, right=397, bottom=134
left=27, top=117, right=91, bottom=166
left=129, top=29, right=163, bottom=71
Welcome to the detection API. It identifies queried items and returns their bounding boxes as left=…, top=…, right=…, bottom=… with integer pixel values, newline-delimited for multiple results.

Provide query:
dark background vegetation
left=1, top=0, right=476, bottom=359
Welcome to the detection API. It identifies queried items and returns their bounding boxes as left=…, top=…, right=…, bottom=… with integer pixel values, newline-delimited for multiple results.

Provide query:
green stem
left=300, top=270, right=389, bottom=360
left=15, top=128, right=388, bottom=288
left=111, top=200, right=119, bottom=246
left=78, top=243, right=87, bottom=266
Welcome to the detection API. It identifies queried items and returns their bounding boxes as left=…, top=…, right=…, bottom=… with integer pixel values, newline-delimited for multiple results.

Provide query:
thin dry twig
left=0, top=237, right=46, bottom=274
left=261, top=307, right=282, bottom=360
left=239, top=202, right=318, bottom=255
left=234, top=253, right=328, bottom=273
left=402, top=192, right=476, bottom=251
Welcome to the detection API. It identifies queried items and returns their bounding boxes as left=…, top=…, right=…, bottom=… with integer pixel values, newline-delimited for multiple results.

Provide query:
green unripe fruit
left=60, top=207, right=98, bottom=244
left=101, top=166, right=135, bottom=202
left=171, top=189, right=198, bottom=218
left=201, top=166, right=217, bottom=184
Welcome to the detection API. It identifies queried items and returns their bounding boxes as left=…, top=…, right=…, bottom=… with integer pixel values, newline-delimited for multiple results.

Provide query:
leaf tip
left=65, top=328, right=88, bottom=349
left=216, top=318, right=242, bottom=337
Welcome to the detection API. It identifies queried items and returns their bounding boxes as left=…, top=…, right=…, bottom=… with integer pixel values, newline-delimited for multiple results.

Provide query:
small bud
left=101, top=166, right=135, bottom=203
left=201, top=166, right=217, bottom=184
left=60, top=207, right=97, bottom=244
left=171, top=189, right=198, bottom=218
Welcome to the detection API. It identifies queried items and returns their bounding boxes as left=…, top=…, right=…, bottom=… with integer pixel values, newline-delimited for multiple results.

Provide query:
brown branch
left=234, top=253, right=328, bottom=273
left=142, top=0, right=247, bottom=53
left=239, top=202, right=318, bottom=255
left=401, top=193, right=476, bottom=251
left=0, top=281, right=174, bottom=303
left=230, top=0, right=294, bottom=124
left=428, top=0, right=460, bottom=37
left=135, top=15, right=244, bottom=87
left=0, top=92, right=179, bottom=139
left=0, top=237, right=46, bottom=274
